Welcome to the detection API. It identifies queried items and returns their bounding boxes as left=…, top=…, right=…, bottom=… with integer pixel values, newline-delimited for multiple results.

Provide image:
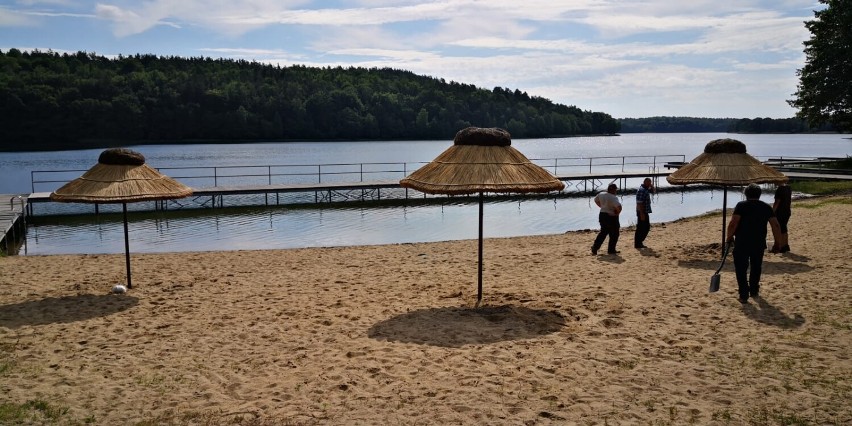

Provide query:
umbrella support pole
left=123, top=203, right=132, bottom=289
left=476, top=192, right=484, bottom=307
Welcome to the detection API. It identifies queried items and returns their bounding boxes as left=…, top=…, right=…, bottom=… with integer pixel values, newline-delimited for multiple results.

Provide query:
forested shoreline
left=2, top=49, right=841, bottom=152
left=619, top=116, right=836, bottom=133
left=0, top=49, right=622, bottom=152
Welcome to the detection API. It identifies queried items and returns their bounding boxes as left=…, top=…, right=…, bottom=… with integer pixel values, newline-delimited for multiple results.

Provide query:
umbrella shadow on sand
left=367, top=305, right=568, bottom=347
left=0, top=294, right=138, bottom=328
left=741, top=297, right=805, bottom=329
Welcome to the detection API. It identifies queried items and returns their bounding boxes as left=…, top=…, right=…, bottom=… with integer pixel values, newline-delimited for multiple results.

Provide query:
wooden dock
left=1, top=194, right=28, bottom=254
left=23, top=165, right=852, bottom=214
left=25, top=169, right=674, bottom=211
left=15, top=159, right=852, bottom=221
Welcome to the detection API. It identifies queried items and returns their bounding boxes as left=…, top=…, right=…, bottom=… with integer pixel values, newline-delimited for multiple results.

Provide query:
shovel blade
left=709, top=274, right=721, bottom=293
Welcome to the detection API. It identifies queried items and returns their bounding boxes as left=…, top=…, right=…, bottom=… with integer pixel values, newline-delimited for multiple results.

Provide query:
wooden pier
left=21, top=161, right=852, bottom=217
left=1, top=194, right=28, bottom=254
left=24, top=169, right=674, bottom=214
left=7, top=155, right=848, bottom=249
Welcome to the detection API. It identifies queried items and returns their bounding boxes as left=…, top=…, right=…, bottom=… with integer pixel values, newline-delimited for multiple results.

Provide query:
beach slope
left=1, top=196, right=850, bottom=424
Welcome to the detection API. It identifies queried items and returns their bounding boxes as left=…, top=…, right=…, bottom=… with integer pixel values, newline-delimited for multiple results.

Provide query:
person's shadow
left=597, top=253, right=625, bottom=264
left=0, top=294, right=138, bottom=328
left=368, top=304, right=568, bottom=347
left=638, top=248, right=660, bottom=258
left=741, top=296, right=805, bottom=328
left=780, top=252, right=811, bottom=262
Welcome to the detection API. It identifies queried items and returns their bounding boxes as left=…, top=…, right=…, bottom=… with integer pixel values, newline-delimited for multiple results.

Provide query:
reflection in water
left=23, top=188, right=775, bottom=255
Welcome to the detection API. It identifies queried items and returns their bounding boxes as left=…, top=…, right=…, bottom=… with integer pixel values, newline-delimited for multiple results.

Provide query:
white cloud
left=0, top=7, right=38, bottom=26
left=200, top=47, right=308, bottom=62
left=16, top=0, right=75, bottom=5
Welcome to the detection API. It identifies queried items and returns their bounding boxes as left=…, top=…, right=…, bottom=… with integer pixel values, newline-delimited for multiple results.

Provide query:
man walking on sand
left=726, top=184, right=783, bottom=304
left=634, top=177, right=653, bottom=249
left=592, top=183, right=622, bottom=255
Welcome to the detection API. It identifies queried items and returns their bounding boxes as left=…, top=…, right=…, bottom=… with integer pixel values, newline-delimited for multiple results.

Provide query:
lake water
left=2, top=133, right=850, bottom=255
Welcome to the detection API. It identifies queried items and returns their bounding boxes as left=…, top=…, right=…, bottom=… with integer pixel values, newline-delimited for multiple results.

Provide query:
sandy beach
left=1, top=195, right=850, bottom=425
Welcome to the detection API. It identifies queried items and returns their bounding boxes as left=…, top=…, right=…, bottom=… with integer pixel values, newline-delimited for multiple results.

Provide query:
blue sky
left=0, top=0, right=821, bottom=119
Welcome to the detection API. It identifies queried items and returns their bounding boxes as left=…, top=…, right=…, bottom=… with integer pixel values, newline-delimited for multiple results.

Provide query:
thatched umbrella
left=50, top=148, right=193, bottom=289
left=400, top=127, right=565, bottom=304
left=666, top=138, right=788, bottom=256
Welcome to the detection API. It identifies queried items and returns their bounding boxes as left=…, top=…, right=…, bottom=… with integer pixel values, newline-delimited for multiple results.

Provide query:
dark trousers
left=777, top=212, right=790, bottom=233
left=634, top=212, right=650, bottom=247
left=733, top=248, right=764, bottom=298
left=593, top=212, right=620, bottom=253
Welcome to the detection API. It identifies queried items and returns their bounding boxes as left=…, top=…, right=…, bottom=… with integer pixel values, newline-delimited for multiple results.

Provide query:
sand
left=1, top=195, right=850, bottom=425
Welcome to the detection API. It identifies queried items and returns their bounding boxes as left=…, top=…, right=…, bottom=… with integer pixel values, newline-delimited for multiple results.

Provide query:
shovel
left=710, top=242, right=733, bottom=293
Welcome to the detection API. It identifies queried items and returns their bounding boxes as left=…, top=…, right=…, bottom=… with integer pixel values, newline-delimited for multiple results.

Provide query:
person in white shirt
left=591, top=183, right=623, bottom=255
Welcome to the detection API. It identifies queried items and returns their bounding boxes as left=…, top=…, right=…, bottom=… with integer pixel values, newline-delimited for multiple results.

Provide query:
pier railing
left=30, top=155, right=687, bottom=193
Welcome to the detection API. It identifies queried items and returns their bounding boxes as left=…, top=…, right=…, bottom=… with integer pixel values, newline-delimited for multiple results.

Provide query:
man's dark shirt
left=732, top=200, right=775, bottom=251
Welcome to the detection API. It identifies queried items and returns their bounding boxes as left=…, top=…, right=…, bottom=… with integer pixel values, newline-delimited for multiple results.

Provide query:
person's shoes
left=738, top=297, right=749, bottom=304
left=781, top=245, right=790, bottom=253
left=591, top=246, right=598, bottom=255
left=635, top=244, right=647, bottom=249
left=607, top=250, right=621, bottom=254
left=750, top=290, right=759, bottom=298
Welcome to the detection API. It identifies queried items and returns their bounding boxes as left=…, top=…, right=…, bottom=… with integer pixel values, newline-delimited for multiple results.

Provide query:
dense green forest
left=0, top=49, right=621, bottom=151
left=726, top=117, right=835, bottom=133
left=618, top=116, right=736, bottom=133
left=618, top=116, right=836, bottom=133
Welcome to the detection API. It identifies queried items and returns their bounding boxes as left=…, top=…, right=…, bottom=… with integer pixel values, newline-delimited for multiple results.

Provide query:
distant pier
left=5, top=155, right=849, bottom=254
left=1, top=194, right=27, bottom=254
left=24, top=169, right=676, bottom=214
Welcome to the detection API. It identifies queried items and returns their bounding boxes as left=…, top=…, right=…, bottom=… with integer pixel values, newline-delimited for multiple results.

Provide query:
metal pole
left=477, top=192, right=484, bottom=305
left=123, top=203, right=132, bottom=289
left=721, top=186, right=727, bottom=260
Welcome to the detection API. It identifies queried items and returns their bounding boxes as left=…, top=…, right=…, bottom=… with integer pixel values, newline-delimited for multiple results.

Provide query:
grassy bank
left=789, top=156, right=852, bottom=195
left=791, top=180, right=852, bottom=196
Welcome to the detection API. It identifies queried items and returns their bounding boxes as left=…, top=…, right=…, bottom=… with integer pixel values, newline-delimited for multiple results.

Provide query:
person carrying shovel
left=725, top=184, right=783, bottom=304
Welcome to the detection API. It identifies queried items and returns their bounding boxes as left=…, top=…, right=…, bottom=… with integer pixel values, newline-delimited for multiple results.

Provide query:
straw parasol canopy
left=50, top=148, right=192, bottom=289
left=400, top=127, right=564, bottom=305
left=400, top=127, right=565, bottom=195
left=666, top=138, right=788, bottom=256
left=51, top=148, right=193, bottom=203
left=666, top=138, right=788, bottom=186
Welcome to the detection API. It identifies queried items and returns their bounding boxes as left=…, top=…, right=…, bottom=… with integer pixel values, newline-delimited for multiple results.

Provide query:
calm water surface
left=3, top=133, right=849, bottom=255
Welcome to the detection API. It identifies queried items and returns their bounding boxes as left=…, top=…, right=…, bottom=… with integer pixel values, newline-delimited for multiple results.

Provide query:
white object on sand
left=112, top=284, right=128, bottom=294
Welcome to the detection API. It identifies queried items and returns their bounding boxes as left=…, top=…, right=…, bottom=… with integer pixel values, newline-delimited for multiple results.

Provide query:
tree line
left=618, top=116, right=736, bottom=133
left=0, top=49, right=621, bottom=152
left=618, top=116, right=837, bottom=133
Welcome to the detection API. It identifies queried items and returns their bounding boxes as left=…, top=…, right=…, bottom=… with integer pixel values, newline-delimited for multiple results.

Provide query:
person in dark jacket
left=634, top=177, right=653, bottom=248
left=773, top=182, right=792, bottom=252
left=726, top=184, right=782, bottom=303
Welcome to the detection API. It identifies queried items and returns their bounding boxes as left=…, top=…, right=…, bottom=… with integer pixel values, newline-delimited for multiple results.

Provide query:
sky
left=0, top=0, right=823, bottom=119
